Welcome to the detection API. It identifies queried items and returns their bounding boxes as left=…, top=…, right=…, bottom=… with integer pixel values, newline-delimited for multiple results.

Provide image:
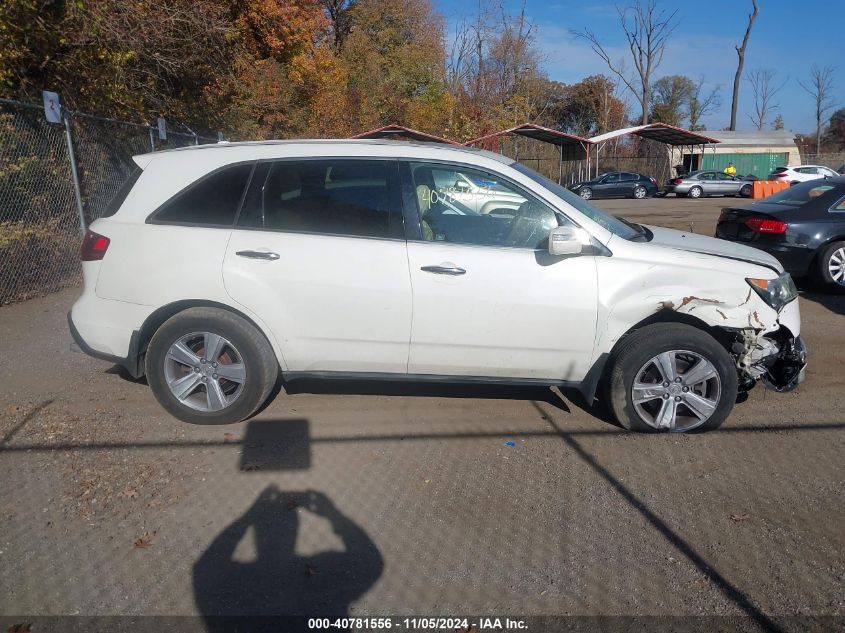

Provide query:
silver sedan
left=664, top=170, right=754, bottom=198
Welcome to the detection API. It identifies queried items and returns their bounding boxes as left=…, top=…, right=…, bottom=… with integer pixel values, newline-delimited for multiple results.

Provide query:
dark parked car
left=664, top=170, right=755, bottom=198
left=568, top=171, right=657, bottom=200
left=715, top=178, right=845, bottom=292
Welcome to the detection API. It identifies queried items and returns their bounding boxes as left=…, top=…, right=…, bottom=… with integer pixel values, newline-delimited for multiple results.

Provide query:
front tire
left=579, top=187, right=593, bottom=200
left=146, top=308, right=279, bottom=425
left=817, top=241, right=845, bottom=294
left=606, top=324, right=738, bottom=433
left=739, top=184, right=752, bottom=197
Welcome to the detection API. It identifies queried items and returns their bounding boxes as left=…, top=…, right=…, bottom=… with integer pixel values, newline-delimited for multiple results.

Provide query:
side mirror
left=548, top=225, right=590, bottom=256
left=454, top=180, right=471, bottom=190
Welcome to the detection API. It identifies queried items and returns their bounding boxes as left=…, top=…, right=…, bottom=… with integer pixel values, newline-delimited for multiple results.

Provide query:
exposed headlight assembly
left=746, top=272, right=798, bottom=312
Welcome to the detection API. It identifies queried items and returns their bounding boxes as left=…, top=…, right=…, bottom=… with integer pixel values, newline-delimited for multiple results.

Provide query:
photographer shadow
left=193, top=419, right=383, bottom=632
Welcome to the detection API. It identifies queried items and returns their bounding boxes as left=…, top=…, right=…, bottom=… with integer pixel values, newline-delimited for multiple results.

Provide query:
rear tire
left=688, top=186, right=703, bottom=199
left=605, top=324, right=738, bottom=433
left=146, top=308, right=279, bottom=425
left=817, top=240, right=845, bottom=294
left=633, top=185, right=647, bottom=199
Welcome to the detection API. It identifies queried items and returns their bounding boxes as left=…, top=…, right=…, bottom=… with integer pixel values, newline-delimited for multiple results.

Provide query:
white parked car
left=770, top=165, right=839, bottom=184
left=70, top=140, right=806, bottom=433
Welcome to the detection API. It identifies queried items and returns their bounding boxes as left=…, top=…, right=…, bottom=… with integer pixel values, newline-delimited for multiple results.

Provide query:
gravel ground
left=0, top=197, right=843, bottom=631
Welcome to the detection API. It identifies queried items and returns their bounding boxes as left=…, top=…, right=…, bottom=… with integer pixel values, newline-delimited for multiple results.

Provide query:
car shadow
left=283, top=377, right=572, bottom=413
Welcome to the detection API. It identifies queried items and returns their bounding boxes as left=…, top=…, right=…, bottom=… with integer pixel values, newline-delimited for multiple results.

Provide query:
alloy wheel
left=634, top=186, right=646, bottom=199
left=829, top=247, right=845, bottom=286
left=579, top=188, right=592, bottom=200
left=631, top=350, right=721, bottom=432
left=164, top=332, right=246, bottom=412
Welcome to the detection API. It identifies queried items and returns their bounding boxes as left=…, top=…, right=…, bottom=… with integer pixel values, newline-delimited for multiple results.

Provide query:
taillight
left=671, top=178, right=683, bottom=185
left=771, top=172, right=787, bottom=178
left=745, top=217, right=787, bottom=234
left=650, top=177, right=657, bottom=184
left=80, top=229, right=110, bottom=261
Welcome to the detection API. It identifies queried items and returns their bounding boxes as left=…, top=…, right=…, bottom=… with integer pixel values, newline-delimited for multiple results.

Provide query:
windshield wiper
left=619, top=217, right=650, bottom=242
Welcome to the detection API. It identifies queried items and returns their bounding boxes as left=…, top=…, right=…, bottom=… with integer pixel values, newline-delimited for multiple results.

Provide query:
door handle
left=421, top=265, right=466, bottom=276
left=236, top=250, right=280, bottom=261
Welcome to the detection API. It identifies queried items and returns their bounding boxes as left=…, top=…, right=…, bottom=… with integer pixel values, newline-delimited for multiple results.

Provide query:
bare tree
left=746, top=69, right=786, bottom=130
left=798, top=65, right=836, bottom=154
left=688, top=77, right=721, bottom=131
left=571, top=0, right=679, bottom=125
left=730, top=0, right=759, bottom=131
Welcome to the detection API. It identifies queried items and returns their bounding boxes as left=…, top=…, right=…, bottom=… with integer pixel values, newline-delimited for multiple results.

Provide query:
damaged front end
left=730, top=326, right=807, bottom=393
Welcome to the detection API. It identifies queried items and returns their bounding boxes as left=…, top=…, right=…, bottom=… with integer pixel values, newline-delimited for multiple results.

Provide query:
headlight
left=746, top=272, right=798, bottom=312
left=569, top=183, right=582, bottom=190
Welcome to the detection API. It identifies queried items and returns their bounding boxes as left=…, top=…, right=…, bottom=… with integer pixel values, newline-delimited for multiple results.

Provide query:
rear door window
left=150, top=163, right=254, bottom=227
left=237, top=159, right=404, bottom=239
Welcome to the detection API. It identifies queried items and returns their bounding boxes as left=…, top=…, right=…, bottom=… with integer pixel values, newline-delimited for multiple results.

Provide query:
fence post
left=63, top=112, right=87, bottom=235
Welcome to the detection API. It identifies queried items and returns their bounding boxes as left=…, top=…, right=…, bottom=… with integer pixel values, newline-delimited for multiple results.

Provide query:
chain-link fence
left=0, top=98, right=220, bottom=304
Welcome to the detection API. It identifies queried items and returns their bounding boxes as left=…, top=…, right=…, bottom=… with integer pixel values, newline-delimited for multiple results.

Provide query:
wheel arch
left=581, top=309, right=732, bottom=404
left=135, top=299, right=284, bottom=376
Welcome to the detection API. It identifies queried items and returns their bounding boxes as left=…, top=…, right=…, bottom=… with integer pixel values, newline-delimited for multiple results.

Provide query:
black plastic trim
left=67, top=312, right=143, bottom=378
left=282, top=370, right=581, bottom=390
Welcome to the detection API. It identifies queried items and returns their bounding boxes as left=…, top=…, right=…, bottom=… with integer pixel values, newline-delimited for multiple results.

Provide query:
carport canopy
left=350, top=124, right=458, bottom=145
left=588, top=122, right=721, bottom=146
left=465, top=123, right=590, bottom=161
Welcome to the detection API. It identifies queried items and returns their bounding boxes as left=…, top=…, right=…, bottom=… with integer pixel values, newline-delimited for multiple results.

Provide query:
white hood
left=643, top=225, right=783, bottom=272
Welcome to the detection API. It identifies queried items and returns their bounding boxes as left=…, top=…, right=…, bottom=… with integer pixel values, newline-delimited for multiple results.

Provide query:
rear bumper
left=68, top=310, right=144, bottom=378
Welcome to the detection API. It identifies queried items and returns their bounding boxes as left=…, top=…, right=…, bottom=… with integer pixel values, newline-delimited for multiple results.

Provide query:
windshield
left=762, top=180, right=845, bottom=205
left=511, top=162, right=641, bottom=240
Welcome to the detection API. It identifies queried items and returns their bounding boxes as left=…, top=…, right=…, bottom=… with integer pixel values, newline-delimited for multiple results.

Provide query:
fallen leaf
left=223, top=432, right=234, bottom=441
left=133, top=531, right=156, bottom=548
left=7, top=624, right=32, bottom=633
left=729, top=513, right=750, bottom=522
left=241, top=461, right=262, bottom=472
left=305, top=563, right=318, bottom=577
left=286, top=497, right=298, bottom=511
left=121, top=489, right=138, bottom=499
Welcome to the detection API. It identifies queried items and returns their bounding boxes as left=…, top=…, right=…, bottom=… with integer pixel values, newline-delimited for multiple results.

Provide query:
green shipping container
left=700, top=152, right=789, bottom=179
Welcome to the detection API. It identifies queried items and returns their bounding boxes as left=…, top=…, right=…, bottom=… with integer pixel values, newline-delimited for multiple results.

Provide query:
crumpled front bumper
left=761, top=334, right=807, bottom=393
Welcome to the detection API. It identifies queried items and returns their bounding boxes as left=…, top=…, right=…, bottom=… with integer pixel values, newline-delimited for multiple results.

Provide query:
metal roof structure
left=465, top=123, right=590, bottom=161
left=698, top=130, right=798, bottom=149
left=588, top=123, right=721, bottom=146
left=350, top=124, right=459, bottom=145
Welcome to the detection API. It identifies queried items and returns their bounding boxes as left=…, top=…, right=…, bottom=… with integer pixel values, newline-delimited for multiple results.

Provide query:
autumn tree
left=822, top=108, right=845, bottom=151
left=572, top=0, right=678, bottom=126
left=340, top=0, right=447, bottom=133
left=650, top=75, right=696, bottom=127
left=541, top=75, right=625, bottom=137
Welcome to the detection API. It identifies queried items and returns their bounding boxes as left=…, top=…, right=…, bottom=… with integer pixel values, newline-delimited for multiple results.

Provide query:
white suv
left=770, top=165, right=839, bottom=184
left=70, top=140, right=806, bottom=432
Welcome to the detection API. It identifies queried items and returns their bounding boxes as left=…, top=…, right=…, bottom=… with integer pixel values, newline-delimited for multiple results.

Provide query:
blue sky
left=433, top=0, right=845, bottom=134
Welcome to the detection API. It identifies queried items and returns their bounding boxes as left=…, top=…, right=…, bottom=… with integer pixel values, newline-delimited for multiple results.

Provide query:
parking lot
left=1, top=196, right=843, bottom=630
